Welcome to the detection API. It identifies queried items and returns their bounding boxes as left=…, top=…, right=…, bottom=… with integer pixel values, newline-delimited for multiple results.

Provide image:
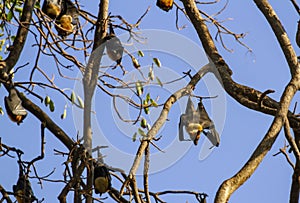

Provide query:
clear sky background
left=0, top=0, right=299, bottom=202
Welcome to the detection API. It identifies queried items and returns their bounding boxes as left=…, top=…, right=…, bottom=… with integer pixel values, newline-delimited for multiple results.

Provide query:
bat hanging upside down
left=4, top=88, right=27, bottom=125
left=179, top=97, right=220, bottom=147
left=93, top=164, right=112, bottom=196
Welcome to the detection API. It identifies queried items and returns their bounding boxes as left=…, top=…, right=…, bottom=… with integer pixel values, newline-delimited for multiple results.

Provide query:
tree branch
left=3, top=0, right=36, bottom=72
left=254, top=0, right=298, bottom=76
left=19, top=92, right=74, bottom=150
left=180, top=0, right=300, bottom=202
left=121, top=64, right=213, bottom=195
left=82, top=1, right=109, bottom=202
left=290, top=128, right=300, bottom=203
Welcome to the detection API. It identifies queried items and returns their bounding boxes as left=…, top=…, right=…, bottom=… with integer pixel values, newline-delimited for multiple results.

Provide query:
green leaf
left=44, top=96, right=51, bottom=107
left=34, top=1, right=41, bottom=8
left=138, top=50, right=144, bottom=57
left=146, top=93, right=151, bottom=102
left=77, top=96, right=84, bottom=108
left=14, top=6, right=23, bottom=13
left=131, top=56, right=140, bottom=69
left=7, top=11, right=13, bottom=21
left=61, top=108, right=67, bottom=119
left=71, top=91, right=76, bottom=104
left=132, top=132, right=137, bottom=142
left=136, top=81, right=143, bottom=96
left=143, top=100, right=149, bottom=114
left=153, top=58, right=161, bottom=67
left=156, top=76, right=163, bottom=87
left=10, top=36, right=16, bottom=41
left=138, top=128, right=147, bottom=137
left=0, top=106, right=4, bottom=115
left=148, top=67, right=154, bottom=81
left=140, top=118, right=147, bottom=129
left=150, top=99, right=158, bottom=107
left=49, top=100, right=55, bottom=112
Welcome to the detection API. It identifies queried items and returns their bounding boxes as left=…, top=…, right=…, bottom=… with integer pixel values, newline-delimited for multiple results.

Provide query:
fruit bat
left=179, top=97, right=220, bottom=146
left=42, top=0, right=62, bottom=19
left=55, top=0, right=78, bottom=37
left=105, top=23, right=124, bottom=66
left=55, top=14, right=74, bottom=36
left=296, top=20, right=300, bottom=48
left=156, top=0, right=173, bottom=12
left=13, top=175, right=36, bottom=203
left=93, top=164, right=112, bottom=196
left=179, top=97, right=203, bottom=145
left=4, top=88, right=27, bottom=125
left=197, top=99, right=220, bottom=147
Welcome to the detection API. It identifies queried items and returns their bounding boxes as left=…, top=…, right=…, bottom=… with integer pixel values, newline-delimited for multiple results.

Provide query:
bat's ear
left=185, top=96, right=195, bottom=115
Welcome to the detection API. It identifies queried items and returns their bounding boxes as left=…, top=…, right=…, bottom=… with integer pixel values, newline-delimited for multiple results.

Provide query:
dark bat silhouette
left=4, top=88, right=27, bottom=125
left=94, top=164, right=112, bottom=196
left=13, top=172, right=36, bottom=203
left=105, top=23, right=124, bottom=66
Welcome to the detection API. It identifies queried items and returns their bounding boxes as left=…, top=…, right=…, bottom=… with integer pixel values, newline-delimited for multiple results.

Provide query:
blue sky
left=0, top=0, right=298, bottom=202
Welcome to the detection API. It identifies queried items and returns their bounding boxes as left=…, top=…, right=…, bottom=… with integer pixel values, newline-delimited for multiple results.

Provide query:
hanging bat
left=4, top=88, right=27, bottom=125
left=105, top=23, right=124, bottom=66
left=197, top=99, right=220, bottom=147
left=94, top=164, right=112, bottom=196
left=156, top=0, right=173, bottom=12
left=179, top=97, right=203, bottom=145
left=13, top=175, right=36, bottom=203
left=55, top=0, right=78, bottom=37
left=55, top=14, right=74, bottom=36
left=42, top=0, right=62, bottom=19
left=179, top=97, right=220, bottom=146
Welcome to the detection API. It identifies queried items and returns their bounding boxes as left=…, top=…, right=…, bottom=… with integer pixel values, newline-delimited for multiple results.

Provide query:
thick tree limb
left=19, top=93, right=74, bottom=150
left=254, top=0, right=298, bottom=75
left=3, top=0, right=36, bottom=72
left=215, top=79, right=299, bottom=202
left=290, top=128, right=300, bottom=203
left=82, top=1, right=109, bottom=203
left=180, top=0, right=300, bottom=202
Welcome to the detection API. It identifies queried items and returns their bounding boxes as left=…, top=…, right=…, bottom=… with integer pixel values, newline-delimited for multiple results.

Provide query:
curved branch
left=180, top=0, right=300, bottom=202
left=19, top=92, right=74, bottom=150
left=121, top=64, right=212, bottom=194
left=254, top=0, right=298, bottom=76
left=0, top=184, right=13, bottom=203
left=215, top=80, right=299, bottom=202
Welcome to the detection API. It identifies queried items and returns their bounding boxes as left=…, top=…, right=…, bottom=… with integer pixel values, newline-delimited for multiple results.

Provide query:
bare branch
left=180, top=0, right=300, bottom=202
left=3, top=0, right=36, bottom=72
left=143, top=143, right=151, bottom=203
left=254, top=0, right=299, bottom=76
